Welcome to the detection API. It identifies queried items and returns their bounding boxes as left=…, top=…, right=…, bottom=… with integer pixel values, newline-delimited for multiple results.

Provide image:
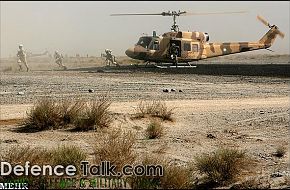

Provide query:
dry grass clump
left=0, top=145, right=87, bottom=188
left=59, top=100, right=85, bottom=126
left=145, top=120, right=164, bottom=139
left=135, top=100, right=174, bottom=121
left=1, top=146, right=50, bottom=166
left=160, top=164, right=192, bottom=189
left=194, top=147, right=250, bottom=184
left=74, top=98, right=112, bottom=131
left=25, top=99, right=62, bottom=130
left=94, top=129, right=137, bottom=172
left=274, top=145, right=287, bottom=158
left=50, top=145, right=87, bottom=172
left=129, top=156, right=192, bottom=189
left=129, top=156, right=164, bottom=189
left=24, top=97, right=112, bottom=131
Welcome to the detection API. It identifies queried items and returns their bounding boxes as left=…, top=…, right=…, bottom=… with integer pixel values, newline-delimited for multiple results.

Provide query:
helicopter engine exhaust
left=204, top=33, right=210, bottom=42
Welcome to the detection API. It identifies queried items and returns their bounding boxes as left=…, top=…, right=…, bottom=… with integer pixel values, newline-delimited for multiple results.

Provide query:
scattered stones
left=162, top=88, right=183, bottom=93
left=3, top=139, right=18, bottom=144
left=88, top=89, right=94, bottom=93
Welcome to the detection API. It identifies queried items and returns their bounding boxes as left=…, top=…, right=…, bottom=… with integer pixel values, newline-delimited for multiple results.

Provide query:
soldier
left=104, top=49, right=118, bottom=66
left=169, top=43, right=179, bottom=66
left=54, top=51, right=67, bottom=70
left=17, top=44, right=29, bottom=72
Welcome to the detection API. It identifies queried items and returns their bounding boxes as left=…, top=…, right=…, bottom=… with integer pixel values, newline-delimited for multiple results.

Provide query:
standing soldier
left=54, top=51, right=67, bottom=70
left=169, top=43, right=179, bottom=67
left=17, top=44, right=29, bottom=71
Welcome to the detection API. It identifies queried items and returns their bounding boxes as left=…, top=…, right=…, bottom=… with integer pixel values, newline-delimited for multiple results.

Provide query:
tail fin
left=258, top=27, right=281, bottom=46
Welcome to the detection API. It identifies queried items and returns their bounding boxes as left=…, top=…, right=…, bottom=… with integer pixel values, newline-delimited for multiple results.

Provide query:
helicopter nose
left=125, top=48, right=136, bottom=58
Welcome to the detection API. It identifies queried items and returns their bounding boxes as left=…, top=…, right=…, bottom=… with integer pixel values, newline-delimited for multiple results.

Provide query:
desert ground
left=0, top=54, right=289, bottom=188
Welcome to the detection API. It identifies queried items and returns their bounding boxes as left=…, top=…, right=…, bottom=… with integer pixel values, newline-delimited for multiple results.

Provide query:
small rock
left=207, top=133, right=216, bottom=139
left=260, top=111, right=265, bottom=114
left=88, top=89, right=94, bottom=93
left=171, top=89, right=176, bottom=92
left=179, top=89, right=183, bottom=92
left=17, top=91, right=25, bottom=95
left=163, top=89, right=169, bottom=93
left=270, top=172, right=283, bottom=178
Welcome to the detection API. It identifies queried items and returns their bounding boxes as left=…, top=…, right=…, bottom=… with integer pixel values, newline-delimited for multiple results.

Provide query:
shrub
left=24, top=99, right=86, bottom=131
left=1, top=146, right=49, bottom=165
left=59, top=100, right=85, bottom=126
left=0, top=146, right=51, bottom=188
left=129, top=156, right=192, bottom=189
left=274, top=146, right=286, bottom=158
left=0, top=145, right=87, bottom=188
left=145, top=120, right=164, bottom=139
left=50, top=145, right=87, bottom=173
left=161, top=164, right=192, bottom=189
left=74, top=98, right=112, bottom=131
left=128, top=156, right=164, bottom=189
left=194, top=148, right=250, bottom=184
left=94, top=129, right=137, bottom=172
left=25, top=99, right=62, bottom=130
left=135, top=101, right=174, bottom=121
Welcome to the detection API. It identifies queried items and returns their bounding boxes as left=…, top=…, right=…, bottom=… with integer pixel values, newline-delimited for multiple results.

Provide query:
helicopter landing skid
left=154, top=62, right=197, bottom=68
left=154, top=65, right=197, bottom=69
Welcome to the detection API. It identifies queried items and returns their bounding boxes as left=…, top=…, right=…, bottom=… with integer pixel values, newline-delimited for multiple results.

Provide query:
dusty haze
left=1, top=1, right=289, bottom=58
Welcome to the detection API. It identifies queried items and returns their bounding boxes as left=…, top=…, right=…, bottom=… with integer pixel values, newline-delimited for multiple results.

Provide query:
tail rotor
left=257, top=15, right=285, bottom=38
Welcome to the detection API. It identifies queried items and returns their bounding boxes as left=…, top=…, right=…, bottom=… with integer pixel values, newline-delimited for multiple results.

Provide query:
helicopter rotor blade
left=182, top=11, right=247, bottom=16
left=110, top=13, right=163, bottom=16
left=257, top=15, right=271, bottom=28
left=277, top=30, right=285, bottom=38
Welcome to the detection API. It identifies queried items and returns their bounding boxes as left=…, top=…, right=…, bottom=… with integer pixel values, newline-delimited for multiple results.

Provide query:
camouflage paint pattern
left=125, top=20, right=283, bottom=63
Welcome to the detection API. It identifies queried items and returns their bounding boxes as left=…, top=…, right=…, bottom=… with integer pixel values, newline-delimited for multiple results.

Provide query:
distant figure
left=54, top=51, right=67, bottom=70
left=17, top=44, right=29, bottom=72
left=102, top=49, right=118, bottom=66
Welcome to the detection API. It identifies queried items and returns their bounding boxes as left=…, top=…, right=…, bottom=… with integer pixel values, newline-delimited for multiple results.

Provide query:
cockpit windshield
left=136, top=37, right=153, bottom=49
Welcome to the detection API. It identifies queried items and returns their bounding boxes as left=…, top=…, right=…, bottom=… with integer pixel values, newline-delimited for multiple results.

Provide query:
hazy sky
left=1, top=1, right=289, bottom=58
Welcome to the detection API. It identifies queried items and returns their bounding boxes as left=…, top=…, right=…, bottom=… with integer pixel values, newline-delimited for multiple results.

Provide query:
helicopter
left=111, top=11, right=285, bottom=67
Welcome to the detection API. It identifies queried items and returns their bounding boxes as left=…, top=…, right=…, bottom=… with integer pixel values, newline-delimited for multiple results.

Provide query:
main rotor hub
left=160, top=11, right=187, bottom=32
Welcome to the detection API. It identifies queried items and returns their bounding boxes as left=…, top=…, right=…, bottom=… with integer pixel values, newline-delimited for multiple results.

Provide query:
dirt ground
left=0, top=54, right=290, bottom=188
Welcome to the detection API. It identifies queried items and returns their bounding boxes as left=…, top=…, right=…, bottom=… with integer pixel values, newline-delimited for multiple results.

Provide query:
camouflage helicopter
left=111, top=11, right=284, bottom=67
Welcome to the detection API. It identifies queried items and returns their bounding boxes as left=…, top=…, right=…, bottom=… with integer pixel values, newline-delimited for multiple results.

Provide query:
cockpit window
left=148, top=40, right=160, bottom=50
left=136, top=37, right=152, bottom=49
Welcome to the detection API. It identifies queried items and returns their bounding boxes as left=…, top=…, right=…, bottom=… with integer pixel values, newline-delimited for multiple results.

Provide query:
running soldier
left=104, top=49, right=118, bottom=66
left=54, top=51, right=67, bottom=70
left=17, top=44, right=29, bottom=72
